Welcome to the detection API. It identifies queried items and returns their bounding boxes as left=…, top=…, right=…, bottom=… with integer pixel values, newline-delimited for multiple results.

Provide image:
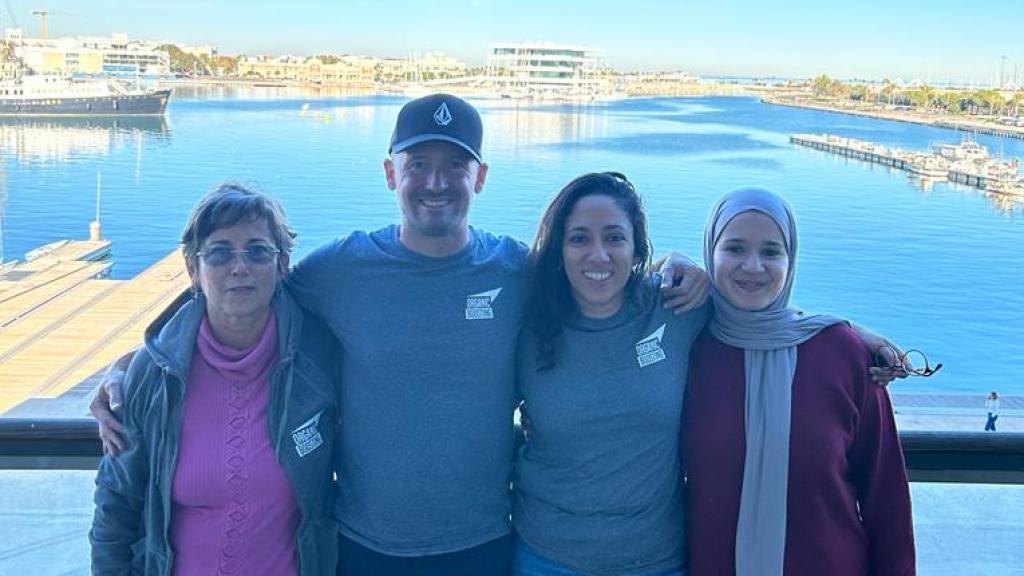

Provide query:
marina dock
left=790, top=133, right=1024, bottom=196
left=0, top=240, right=188, bottom=415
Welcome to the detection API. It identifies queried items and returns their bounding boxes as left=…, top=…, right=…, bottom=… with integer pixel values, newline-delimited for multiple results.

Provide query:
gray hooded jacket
left=90, top=289, right=339, bottom=575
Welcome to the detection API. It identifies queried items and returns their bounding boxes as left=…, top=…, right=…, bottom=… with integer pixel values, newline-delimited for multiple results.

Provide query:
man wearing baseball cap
left=290, top=93, right=526, bottom=574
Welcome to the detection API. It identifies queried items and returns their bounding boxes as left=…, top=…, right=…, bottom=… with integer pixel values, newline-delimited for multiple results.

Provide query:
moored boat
left=0, top=74, right=170, bottom=116
left=907, top=153, right=950, bottom=178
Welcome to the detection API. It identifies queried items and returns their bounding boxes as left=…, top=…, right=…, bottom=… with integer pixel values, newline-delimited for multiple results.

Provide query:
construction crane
left=32, top=7, right=55, bottom=39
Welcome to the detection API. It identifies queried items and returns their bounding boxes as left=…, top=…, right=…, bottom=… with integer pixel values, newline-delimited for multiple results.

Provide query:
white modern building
left=486, top=42, right=603, bottom=99
left=12, top=33, right=171, bottom=77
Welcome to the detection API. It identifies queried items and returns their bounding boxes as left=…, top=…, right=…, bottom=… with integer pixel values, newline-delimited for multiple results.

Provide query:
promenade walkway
left=892, top=393, right=1023, bottom=432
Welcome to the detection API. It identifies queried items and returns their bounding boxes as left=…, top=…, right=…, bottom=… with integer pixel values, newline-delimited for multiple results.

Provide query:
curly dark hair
left=526, top=172, right=653, bottom=370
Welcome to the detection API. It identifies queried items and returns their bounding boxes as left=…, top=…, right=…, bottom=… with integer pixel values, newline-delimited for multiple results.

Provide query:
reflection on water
left=0, top=116, right=170, bottom=165
left=169, top=84, right=378, bottom=101
left=485, top=101, right=612, bottom=149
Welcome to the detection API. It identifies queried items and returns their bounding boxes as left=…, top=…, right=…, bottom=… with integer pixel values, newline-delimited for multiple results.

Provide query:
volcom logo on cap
left=292, top=411, right=324, bottom=458
left=433, top=102, right=452, bottom=126
left=635, top=324, right=667, bottom=368
left=465, top=287, right=502, bottom=320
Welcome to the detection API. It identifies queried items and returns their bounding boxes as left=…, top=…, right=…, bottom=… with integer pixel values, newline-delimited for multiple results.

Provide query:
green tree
left=879, top=80, right=897, bottom=105
left=969, top=89, right=1005, bottom=115
left=811, top=74, right=833, bottom=97
left=936, top=92, right=963, bottom=114
left=213, top=55, right=238, bottom=75
left=1012, top=92, right=1024, bottom=116
left=906, top=85, right=936, bottom=109
left=156, top=44, right=211, bottom=75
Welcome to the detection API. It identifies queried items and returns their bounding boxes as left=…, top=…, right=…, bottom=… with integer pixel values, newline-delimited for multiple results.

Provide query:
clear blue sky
left=5, top=0, right=1023, bottom=83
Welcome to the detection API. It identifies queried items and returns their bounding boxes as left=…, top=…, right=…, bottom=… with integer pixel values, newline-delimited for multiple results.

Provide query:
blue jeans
left=338, top=533, right=512, bottom=576
left=513, top=537, right=684, bottom=576
left=985, top=413, right=999, bottom=431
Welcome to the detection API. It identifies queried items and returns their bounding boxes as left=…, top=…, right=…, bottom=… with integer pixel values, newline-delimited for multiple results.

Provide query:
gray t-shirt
left=514, top=278, right=710, bottom=575
left=288, top=225, right=528, bottom=556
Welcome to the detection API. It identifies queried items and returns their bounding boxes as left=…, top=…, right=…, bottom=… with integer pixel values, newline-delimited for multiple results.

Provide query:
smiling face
left=561, top=194, right=638, bottom=319
left=712, top=210, right=789, bottom=311
left=384, top=140, right=488, bottom=256
left=189, top=217, right=288, bottom=333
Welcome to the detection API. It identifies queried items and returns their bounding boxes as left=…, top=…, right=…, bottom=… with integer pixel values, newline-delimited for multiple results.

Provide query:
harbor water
left=2, top=89, right=1023, bottom=396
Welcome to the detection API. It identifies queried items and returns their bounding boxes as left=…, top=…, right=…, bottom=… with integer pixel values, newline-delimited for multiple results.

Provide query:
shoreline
left=763, top=95, right=1024, bottom=141
left=157, top=76, right=771, bottom=99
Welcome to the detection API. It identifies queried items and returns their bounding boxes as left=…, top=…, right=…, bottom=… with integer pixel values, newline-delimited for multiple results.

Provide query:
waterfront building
left=412, top=51, right=467, bottom=79
left=373, top=53, right=467, bottom=84
left=376, top=57, right=412, bottom=82
left=238, top=55, right=317, bottom=82
left=319, top=56, right=377, bottom=87
left=486, top=42, right=603, bottom=99
left=238, top=54, right=377, bottom=86
left=12, top=33, right=171, bottom=77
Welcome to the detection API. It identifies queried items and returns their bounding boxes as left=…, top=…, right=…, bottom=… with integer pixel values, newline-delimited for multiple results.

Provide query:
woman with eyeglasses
left=91, top=183, right=338, bottom=576
left=682, top=188, right=915, bottom=576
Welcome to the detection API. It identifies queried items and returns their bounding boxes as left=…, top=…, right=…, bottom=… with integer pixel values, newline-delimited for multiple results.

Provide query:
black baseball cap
left=388, top=93, right=483, bottom=162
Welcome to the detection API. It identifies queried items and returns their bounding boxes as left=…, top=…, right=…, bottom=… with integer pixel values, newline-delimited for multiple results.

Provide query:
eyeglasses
left=874, top=344, right=943, bottom=378
left=197, top=244, right=280, bottom=267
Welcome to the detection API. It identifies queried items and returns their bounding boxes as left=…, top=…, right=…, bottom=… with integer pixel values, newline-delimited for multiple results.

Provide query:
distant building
left=238, top=55, right=314, bottom=81
left=486, top=42, right=602, bottom=98
left=13, top=33, right=170, bottom=77
left=4, top=28, right=23, bottom=44
left=320, top=56, right=376, bottom=87
left=412, top=52, right=466, bottom=79
left=238, top=54, right=376, bottom=86
left=377, top=58, right=412, bottom=82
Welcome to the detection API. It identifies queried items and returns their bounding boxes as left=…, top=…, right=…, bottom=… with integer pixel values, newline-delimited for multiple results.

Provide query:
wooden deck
left=0, top=242, right=188, bottom=414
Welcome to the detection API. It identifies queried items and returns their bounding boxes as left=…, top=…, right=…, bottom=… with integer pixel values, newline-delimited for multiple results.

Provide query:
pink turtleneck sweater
left=170, top=312, right=299, bottom=576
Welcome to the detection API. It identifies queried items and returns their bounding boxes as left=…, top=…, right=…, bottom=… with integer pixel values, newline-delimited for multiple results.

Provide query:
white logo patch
left=635, top=323, right=667, bottom=368
left=433, top=102, right=452, bottom=126
left=465, top=287, right=502, bottom=320
left=291, top=411, right=324, bottom=458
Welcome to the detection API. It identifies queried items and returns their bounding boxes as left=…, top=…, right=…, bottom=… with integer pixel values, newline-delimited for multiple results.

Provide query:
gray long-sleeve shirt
left=514, top=279, right=710, bottom=575
left=288, top=225, right=528, bottom=556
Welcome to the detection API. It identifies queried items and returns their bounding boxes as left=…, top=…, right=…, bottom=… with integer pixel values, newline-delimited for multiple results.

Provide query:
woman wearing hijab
left=682, top=188, right=915, bottom=576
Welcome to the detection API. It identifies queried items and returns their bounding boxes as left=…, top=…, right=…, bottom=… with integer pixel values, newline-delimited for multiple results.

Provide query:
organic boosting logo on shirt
left=292, top=411, right=324, bottom=458
left=433, top=102, right=453, bottom=126
left=465, top=287, right=502, bottom=320
left=635, top=324, right=667, bottom=368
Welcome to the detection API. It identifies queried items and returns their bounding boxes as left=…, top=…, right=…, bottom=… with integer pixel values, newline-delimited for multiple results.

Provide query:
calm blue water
left=2, top=89, right=1023, bottom=395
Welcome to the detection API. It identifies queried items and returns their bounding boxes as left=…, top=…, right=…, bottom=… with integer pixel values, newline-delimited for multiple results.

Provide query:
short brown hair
left=180, top=182, right=296, bottom=263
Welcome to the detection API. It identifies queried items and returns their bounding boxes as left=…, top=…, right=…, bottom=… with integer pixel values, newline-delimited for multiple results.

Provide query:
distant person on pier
left=683, top=188, right=915, bottom=576
left=985, top=391, right=1001, bottom=431
left=90, top=184, right=339, bottom=576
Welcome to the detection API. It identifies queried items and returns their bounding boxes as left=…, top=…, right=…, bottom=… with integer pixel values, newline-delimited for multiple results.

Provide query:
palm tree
left=812, top=74, right=833, bottom=97
left=880, top=81, right=896, bottom=106
left=1011, top=92, right=1024, bottom=117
